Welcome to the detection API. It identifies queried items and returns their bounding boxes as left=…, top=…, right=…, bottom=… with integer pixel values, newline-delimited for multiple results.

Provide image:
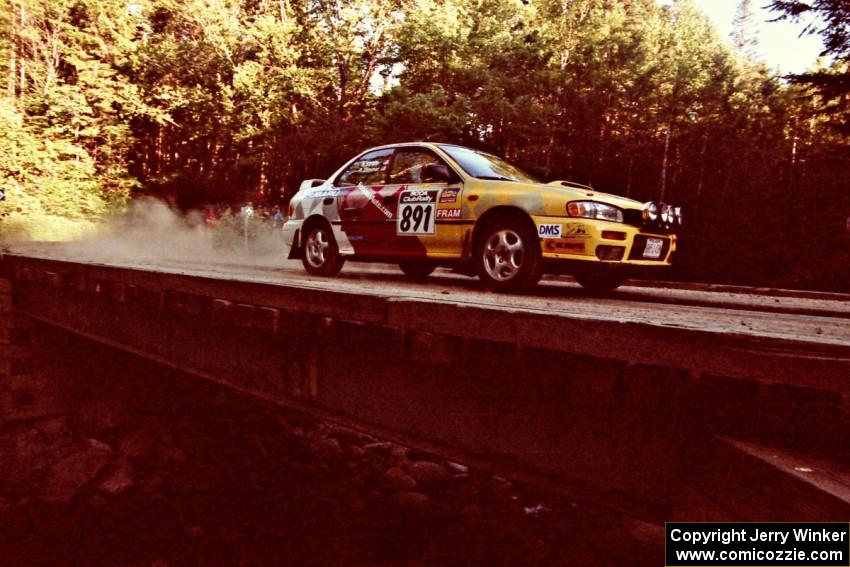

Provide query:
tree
left=731, top=0, right=759, bottom=58
left=768, top=0, right=850, bottom=130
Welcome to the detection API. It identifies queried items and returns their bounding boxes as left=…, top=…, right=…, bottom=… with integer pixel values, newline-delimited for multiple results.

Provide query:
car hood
left=543, top=181, right=644, bottom=210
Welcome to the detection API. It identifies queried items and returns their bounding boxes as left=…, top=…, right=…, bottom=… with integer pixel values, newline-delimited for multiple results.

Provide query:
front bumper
left=532, top=216, right=676, bottom=265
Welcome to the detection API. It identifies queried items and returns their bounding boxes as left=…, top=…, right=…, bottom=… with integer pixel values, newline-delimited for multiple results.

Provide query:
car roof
left=364, top=142, right=453, bottom=152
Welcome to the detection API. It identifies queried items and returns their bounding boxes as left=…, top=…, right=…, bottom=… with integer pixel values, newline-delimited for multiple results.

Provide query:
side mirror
left=421, top=163, right=454, bottom=183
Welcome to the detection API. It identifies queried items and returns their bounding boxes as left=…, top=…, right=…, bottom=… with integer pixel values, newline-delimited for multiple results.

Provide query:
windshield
left=439, top=145, right=540, bottom=184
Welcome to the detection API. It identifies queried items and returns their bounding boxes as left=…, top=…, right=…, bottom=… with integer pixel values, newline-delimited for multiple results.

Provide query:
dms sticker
left=538, top=224, right=562, bottom=238
left=436, top=208, right=461, bottom=219
left=440, top=188, right=460, bottom=203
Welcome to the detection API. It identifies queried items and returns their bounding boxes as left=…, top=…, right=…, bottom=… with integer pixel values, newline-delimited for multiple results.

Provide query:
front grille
left=623, top=209, right=643, bottom=227
left=628, top=235, right=671, bottom=261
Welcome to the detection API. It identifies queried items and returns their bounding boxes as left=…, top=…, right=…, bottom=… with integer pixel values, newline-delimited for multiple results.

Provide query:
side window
left=389, top=149, right=445, bottom=184
left=335, top=149, right=393, bottom=186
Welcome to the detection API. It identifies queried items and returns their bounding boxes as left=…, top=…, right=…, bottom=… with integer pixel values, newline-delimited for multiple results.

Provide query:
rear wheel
left=301, top=223, right=344, bottom=276
left=475, top=216, right=542, bottom=293
left=398, top=260, right=436, bottom=280
left=574, top=270, right=626, bottom=293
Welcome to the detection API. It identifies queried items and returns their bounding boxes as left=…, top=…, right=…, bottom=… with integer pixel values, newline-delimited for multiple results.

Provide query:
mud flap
left=287, top=230, right=303, bottom=259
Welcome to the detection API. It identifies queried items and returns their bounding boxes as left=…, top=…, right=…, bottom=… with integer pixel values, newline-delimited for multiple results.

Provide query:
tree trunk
left=18, top=2, right=25, bottom=96
left=696, top=132, right=708, bottom=201
left=659, top=125, right=671, bottom=202
left=7, top=10, right=15, bottom=98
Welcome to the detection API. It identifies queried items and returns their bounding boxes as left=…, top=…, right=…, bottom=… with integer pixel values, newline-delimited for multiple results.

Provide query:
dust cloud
left=5, top=198, right=289, bottom=269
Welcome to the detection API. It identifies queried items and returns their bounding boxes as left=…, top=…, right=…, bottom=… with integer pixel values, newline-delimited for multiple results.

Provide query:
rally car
left=283, top=143, right=680, bottom=292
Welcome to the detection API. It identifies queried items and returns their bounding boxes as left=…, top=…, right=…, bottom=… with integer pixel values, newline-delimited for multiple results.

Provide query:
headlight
left=567, top=201, right=623, bottom=223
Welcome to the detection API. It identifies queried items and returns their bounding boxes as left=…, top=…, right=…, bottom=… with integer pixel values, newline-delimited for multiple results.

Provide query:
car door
left=333, top=148, right=394, bottom=257
left=386, top=147, right=465, bottom=259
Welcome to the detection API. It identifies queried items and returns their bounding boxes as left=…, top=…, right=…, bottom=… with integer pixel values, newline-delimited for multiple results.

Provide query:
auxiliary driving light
left=642, top=201, right=659, bottom=222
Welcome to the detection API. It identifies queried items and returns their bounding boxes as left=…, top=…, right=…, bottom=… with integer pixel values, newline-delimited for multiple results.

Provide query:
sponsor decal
left=351, top=159, right=385, bottom=174
left=400, top=189, right=438, bottom=204
left=356, top=183, right=393, bottom=219
left=439, top=187, right=460, bottom=203
left=397, top=189, right=439, bottom=236
left=538, top=223, right=562, bottom=238
left=564, top=222, right=589, bottom=238
left=544, top=240, right=584, bottom=252
left=306, top=188, right=343, bottom=199
left=436, top=208, right=461, bottom=219
left=557, top=241, right=584, bottom=251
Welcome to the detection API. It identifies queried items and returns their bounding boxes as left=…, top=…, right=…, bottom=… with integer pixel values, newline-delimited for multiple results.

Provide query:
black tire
left=474, top=215, right=543, bottom=293
left=301, top=223, right=345, bottom=276
left=398, top=260, right=436, bottom=280
left=574, top=270, right=626, bottom=293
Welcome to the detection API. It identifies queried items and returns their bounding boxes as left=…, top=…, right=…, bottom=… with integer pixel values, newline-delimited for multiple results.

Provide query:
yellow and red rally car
left=283, top=142, right=680, bottom=292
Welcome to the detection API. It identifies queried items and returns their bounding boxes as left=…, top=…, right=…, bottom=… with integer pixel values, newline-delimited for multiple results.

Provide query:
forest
left=0, top=0, right=848, bottom=290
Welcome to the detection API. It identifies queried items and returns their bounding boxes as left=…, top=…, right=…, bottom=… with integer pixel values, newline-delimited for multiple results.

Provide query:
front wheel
left=574, top=270, right=626, bottom=293
left=475, top=217, right=542, bottom=293
left=399, top=260, right=436, bottom=280
left=301, top=224, right=345, bottom=276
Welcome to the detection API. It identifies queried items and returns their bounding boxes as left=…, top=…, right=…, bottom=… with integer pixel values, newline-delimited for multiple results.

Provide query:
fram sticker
left=538, top=224, right=562, bottom=238
left=440, top=188, right=460, bottom=203
left=436, top=208, right=461, bottom=219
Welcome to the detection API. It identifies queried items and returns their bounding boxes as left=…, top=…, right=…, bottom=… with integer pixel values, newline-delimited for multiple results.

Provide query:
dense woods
left=1, top=0, right=848, bottom=289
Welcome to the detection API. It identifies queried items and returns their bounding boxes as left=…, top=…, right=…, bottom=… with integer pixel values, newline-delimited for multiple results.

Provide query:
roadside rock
left=363, top=441, right=393, bottom=454
left=382, top=466, right=418, bottom=492
left=88, top=438, right=112, bottom=452
left=460, top=503, right=482, bottom=518
left=78, top=401, right=124, bottom=433
left=39, top=416, right=69, bottom=438
left=98, top=457, right=135, bottom=496
left=38, top=442, right=112, bottom=503
left=388, top=446, right=409, bottom=468
left=342, top=444, right=365, bottom=461
left=489, top=475, right=513, bottom=493
left=328, top=426, right=366, bottom=446
left=119, top=419, right=173, bottom=458
left=410, top=461, right=450, bottom=487
left=387, top=491, right=430, bottom=510
left=445, top=461, right=469, bottom=475
left=310, top=437, right=342, bottom=460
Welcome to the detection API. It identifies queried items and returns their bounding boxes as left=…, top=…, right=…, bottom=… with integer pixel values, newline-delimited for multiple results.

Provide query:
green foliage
left=0, top=98, right=120, bottom=240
